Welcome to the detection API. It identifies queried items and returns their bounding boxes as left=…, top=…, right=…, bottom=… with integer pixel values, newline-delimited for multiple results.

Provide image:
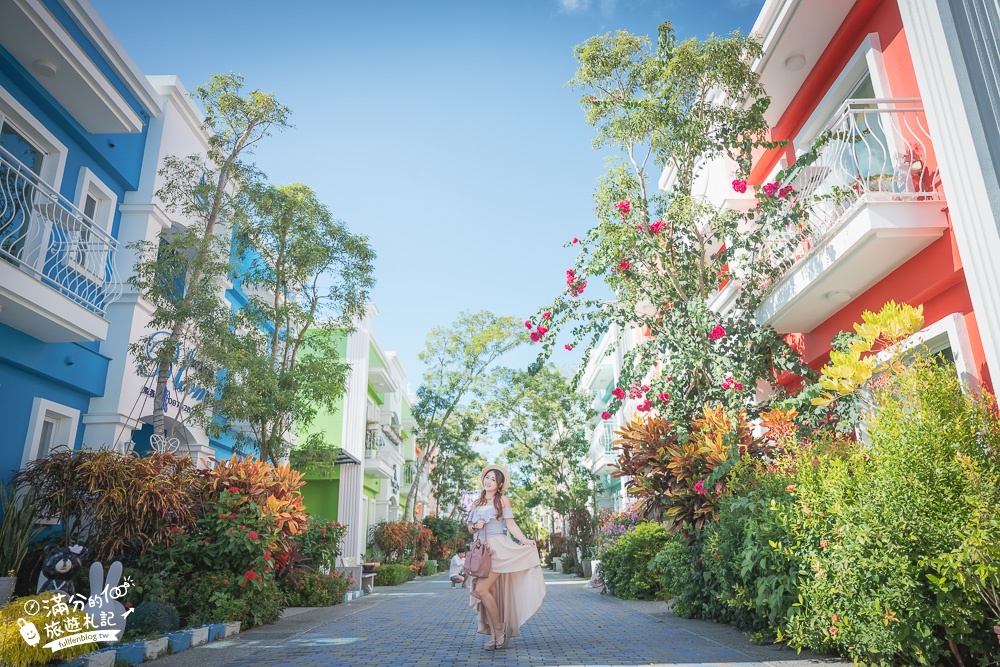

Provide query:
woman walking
left=466, top=464, right=546, bottom=650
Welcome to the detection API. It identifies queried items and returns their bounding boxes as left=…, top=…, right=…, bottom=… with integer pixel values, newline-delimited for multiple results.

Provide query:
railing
left=364, top=428, right=386, bottom=459
left=0, top=145, right=121, bottom=316
left=380, top=423, right=403, bottom=449
left=403, top=461, right=416, bottom=485
left=768, top=99, right=943, bottom=270
left=597, top=423, right=616, bottom=454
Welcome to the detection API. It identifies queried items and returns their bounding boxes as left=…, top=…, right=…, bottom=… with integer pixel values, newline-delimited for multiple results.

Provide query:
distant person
left=450, top=546, right=468, bottom=588
left=465, top=464, right=546, bottom=650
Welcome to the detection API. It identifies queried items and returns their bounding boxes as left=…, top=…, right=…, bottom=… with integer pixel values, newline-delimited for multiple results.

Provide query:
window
left=22, top=398, right=81, bottom=467
left=67, top=168, right=116, bottom=279
left=0, top=121, right=45, bottom=262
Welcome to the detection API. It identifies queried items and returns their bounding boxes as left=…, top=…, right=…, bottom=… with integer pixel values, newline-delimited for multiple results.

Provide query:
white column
left=338, top=305, right=376, bottom=561
left=897, top=0, right=1000, bottom=382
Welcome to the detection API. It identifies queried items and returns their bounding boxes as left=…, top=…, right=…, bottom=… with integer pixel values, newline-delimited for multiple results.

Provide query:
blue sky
left=91, top=0, right=763, bottom=387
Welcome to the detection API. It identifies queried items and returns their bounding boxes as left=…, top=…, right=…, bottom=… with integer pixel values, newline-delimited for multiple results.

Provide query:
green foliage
left=129, top=600, right=180, bottom=637
left=426, top=409, right=487, bottom=516
left=406, top=310, right=522, bottom=520
left=219, top=183, right=375, bottom=464
left=374, top=564, right=413, bottom=586
left=295, top=517, right=347, bottom=571
left=597, top=521, right=671, bottom=600
left=0, top=594, right=96, bottom=666
left=278, top=569, right=349, bottom=607
left=784, top=357, right=1000, bottom=665
left=595, top=508, right=642, bottom=557
left=158, top=569, right=282, bottom=628
left=0, top=481, right=43, bottom=575
left=421, top=516, right=465, bottom=560
left=422, top=560, right=438, bottom=576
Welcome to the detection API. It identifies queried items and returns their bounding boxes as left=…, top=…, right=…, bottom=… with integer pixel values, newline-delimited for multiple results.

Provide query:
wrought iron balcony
left=0, top=145, right=121, bottom=318
left=756, top=99, right=948, bottom=332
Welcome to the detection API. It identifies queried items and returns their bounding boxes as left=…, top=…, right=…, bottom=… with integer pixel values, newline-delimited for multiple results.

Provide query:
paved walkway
left=152, top=571, right=851, bottom=667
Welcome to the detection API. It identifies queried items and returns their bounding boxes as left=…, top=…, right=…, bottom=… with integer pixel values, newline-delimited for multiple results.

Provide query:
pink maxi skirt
left=468, top=534, right=546, bottom=637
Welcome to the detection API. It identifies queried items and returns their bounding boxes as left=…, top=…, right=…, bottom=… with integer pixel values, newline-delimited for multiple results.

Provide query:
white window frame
left=0, top=84, right=67, bottom=188
left=68, top=166, right=117, bottom=279
left=794, top=33, right=895, bottom=152
left=876, top=312, right=978, bottom=388
left=22, top=397, right=80, bottom=467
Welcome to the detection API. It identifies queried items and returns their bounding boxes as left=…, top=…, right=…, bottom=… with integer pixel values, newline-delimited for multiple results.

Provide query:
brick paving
left=150, top=571, right=851, bottom=667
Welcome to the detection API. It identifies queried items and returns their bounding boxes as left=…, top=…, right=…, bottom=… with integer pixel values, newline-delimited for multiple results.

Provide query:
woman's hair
left=474, top=469, right=505, bottom=520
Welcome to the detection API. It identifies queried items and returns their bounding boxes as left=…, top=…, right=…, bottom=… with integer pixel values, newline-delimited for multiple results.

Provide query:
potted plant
left=0, top=481, right=43, bottom=602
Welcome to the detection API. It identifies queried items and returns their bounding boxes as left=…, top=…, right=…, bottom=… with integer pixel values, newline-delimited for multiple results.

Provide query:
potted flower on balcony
left=0, top=481, right=43, bottom=602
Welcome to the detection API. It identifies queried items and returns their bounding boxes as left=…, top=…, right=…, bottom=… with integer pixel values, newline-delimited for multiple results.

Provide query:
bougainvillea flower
left=707, top=325, right=726, bottom=340
left=732, top=179, right=747, bottom=193
left=537, top=326, right=549, bottom=335
left=614, top=200, right=631, bottom=218
left=657, top=392, right=670, bottom=404
left=612, top=387, right=626, bottom=400
left=525, top=320, right=533, bottom=329
left=619, top=259, right=631, bottom=272
left=542, top=311, right=551, bottom=319
left=601, top=411, right=612, bottom=420
left=649, top=220, right=666, bottom=234
left=571, top=237, right=579, bottom=244
left=779, top=185, right=794, bottom=198
left=529, top=331, right=541, bottom=343
left=564, top=344, right=573, bottom=351
left=636, top=225, right=643, bottom=232
left=762, top=181, right=780, bottom=197
left=636, top=399, right=653, bottom=412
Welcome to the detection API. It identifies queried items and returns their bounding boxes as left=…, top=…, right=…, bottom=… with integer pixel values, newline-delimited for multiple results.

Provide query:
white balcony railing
left=598, top=422, right=616, bottom=454
left=0, top=145, right=121, bottom=316
left=768, top=98, right=943, bottom=271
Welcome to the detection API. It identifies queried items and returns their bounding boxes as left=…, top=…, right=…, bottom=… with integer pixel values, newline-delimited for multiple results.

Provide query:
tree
left=490, top=365, right=593, bottom=521
left=216, top=183, right=375, bottom=464
left=403, top=311, right=522, bottom=521
left=530, top=24, right=816, bottom=430
left=427, top=407, right=487, bottom=519
left=128, top=74, right=292, bottom=439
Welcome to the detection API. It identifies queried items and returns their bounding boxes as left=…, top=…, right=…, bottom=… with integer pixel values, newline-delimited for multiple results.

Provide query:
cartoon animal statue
left=83, top=560, right=128, bottom=643
left=36, top=544, right=88, bottom=598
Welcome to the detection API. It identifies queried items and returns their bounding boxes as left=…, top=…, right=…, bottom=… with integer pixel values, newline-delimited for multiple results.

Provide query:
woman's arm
left=501, top=499, right=535, bottom=546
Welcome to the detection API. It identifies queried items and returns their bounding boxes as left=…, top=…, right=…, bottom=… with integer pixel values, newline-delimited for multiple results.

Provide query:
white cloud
left=599, top=0, right=617, bottom=15
left=558, top=0, right=590, bottom=13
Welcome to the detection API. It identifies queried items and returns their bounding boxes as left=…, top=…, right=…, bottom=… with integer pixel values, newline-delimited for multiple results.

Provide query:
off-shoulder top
left=468, top=504, right=513, bottom=537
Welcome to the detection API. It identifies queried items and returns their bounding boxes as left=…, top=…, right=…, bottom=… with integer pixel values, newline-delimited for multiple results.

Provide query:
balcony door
left=0, top=120, right=45, bottom=264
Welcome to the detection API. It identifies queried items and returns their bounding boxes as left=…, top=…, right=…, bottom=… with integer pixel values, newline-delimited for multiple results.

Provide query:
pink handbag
left=466, top=537, right=492, bottom=578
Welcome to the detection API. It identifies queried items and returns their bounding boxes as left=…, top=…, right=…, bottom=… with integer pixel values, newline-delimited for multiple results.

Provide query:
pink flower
left=566, top=269, right=576, bottom=285
left=693, top=480, right=707, bottom=494
left=618, top=259, right=631, bottom=272
left=530, top=331, right=541, bottom=343
left=657, top=392, right=670, bottom=404
left=571, top=237, right=579, bottom=244
left=601, top=411, right=612, bottom=420
left=762, top=181, right=780, bottom=197
left=734, top=381, right=744, bottom=391
left=525, top=320, right=533, bottom=329
left=732, top=179, right=748, bottom=193
left=542, top=312, right=551, bottom=319
left=636, top=225, right=643, bottom=232
left=641, top=384, right=649, bottom=392
left=564, top=344, right=573, bottom=351
left=614, top=200, right=631, bottom=218
left=636, top=399, right=653, bottom=412
left=611, top=387, right=626, bottom=400
left=829, top=627, right=838, bottom=635
left=707, top=325, right=726, bottom=340
left=786, top=485, right=796, bottom=492
left=779, top=185, right=794, bottom=198
left=820, top=539, right=829, bottom=548
left=537, top=326, right=549, bottom=335
left=649, top=220, right=667, bottom=234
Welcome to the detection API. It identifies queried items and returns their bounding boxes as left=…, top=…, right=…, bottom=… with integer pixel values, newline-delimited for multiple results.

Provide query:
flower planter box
left=143, top=637, right=169, bottom=660
left=208, top=623, right=226, bottom=642
left=188, top=626, right=209, bottom=647
left=82, top=650, right=115, bottom=667
left=113, top=643, right=145, bottom=666
left=162, top=630, right=190, bottom=652
left=223, top=621, right=241, bottom=637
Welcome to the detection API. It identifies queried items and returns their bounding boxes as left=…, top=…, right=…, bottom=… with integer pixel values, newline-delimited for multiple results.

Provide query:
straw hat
left=480, top=464, right=511, bottom=494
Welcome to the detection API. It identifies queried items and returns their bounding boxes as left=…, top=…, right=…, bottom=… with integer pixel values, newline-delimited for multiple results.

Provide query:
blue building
left=0, top=0, right=162, bottom=481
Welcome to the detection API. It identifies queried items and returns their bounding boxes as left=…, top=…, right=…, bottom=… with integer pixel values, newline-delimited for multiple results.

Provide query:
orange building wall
left=750, top=0, right=991, bottom=389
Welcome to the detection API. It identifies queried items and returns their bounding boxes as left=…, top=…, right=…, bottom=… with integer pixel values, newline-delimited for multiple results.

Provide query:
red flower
left=530, top=331, right=541, bottom=343
left=779, top=185, right=794, bottom=198
left=707, top=325, right=726, bottom=340
left=229, top=513, right=237, bottom=519
left=244, top=569, right=256, bottom=581
left=614, top=200, right=631, bottom=218
left=636, top=225, right=643, bottom=232
left=611, top=387, right=626, bottom=400
left=328, top=521, right=334, bottom=527
left=228, top=486, right=239, bottom=494
left=618, top=259, right=631, bottom=272
left=732, top=179, right=748, bottom=193
left=786, top=485, right=796, bottom=492
left=263, top=552, right=272, bottom=560
left=657, top=392, right=670, bottom=404
left=649, top=220, right=666, bottom=234
left=601, top=411, right=612, bottom=420
left=525, top=320, right=533, bottom=329
left=564, top=344, right=573, bottom=351
left=831, top=615, right=839, bottom=622
left=641, top=384, right=649, bottom=392
left=829, top=627, right=838, bottom=635
left=537, top=326, right=549, bottom=335
left=762, top=181, right=780, bottom=197
left=542, top=312, right=551, bottom=319
left=247, top=531, right=259, bottom=540
left=219, top=513, right=227, bottom=519
left=820, top=539, right=829, bottom=548
left=228, top=528, right=235, bottom=534
left=571, top=237, right=579, bottom=244
left=320, top=528, right=327, bottom=534
left=336, top=523, right=342, bottom=527
left=636, top=399, right=653, bottom=412
left=201, top=538, right=211, bottom=545
left=170, top=526, right=180, bottom=533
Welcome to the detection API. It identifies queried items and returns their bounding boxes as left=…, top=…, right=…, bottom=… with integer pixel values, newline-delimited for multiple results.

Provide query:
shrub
left=0, top=594, right=97, bottom=666
left=163, top=569, right=282, bottom=628
left=129, top=600, right=180, bottom=637
left=786, top=357, right=1000, bottom=665
left=422, top=516, right=465, bottom=559
left=374, top=564, right=411, bottom=586
left=295, top=517, right=347, bottom=571
left=437, top=558, right=450, bottom=573
left=595, top=508, right=642, bottom=557
left=279, top=568, right=349, bottom=607
left=422, top=560, right=438, bottom=576
left=598, top=521, right=671, bottom=600
left=369, top=521, right=414, bottom=563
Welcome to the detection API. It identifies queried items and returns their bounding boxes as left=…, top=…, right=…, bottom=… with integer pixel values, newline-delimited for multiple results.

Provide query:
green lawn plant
left=597, top=521, right=671, bottom=600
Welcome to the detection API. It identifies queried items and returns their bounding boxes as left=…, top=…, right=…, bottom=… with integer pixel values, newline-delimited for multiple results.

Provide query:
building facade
left=0, top=0, right=160, bottom=481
